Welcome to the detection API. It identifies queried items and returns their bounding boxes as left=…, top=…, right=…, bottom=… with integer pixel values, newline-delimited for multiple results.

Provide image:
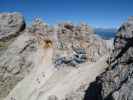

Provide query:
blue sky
left=0, top=0, right=133, bottom=28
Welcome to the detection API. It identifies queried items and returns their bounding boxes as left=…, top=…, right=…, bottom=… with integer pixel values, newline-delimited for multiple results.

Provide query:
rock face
left=55, top=47, right=87, bottom=67
left=55, top=22, right=112, bottom=64
left=0, top=12, right=25, bottom=55
left=84, top=17, right=133, bottom=100
left=0, top=12, right=25, bottom=41
left=0, top=12, right=113, bottom=100
left=0, top=31, right=38, bottom=99
left=0, top=14, right=34, bottom=99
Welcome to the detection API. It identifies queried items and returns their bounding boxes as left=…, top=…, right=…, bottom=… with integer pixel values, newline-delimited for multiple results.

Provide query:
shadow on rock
left=83, top=77, right=103, bottom=100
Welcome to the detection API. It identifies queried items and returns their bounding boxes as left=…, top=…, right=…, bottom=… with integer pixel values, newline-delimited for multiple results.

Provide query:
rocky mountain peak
left=0, top=12, right=113, bottom=100
left=85, top=17, right=133, bottom=100
left=128, top=16, right=133, bottom=22
left=0, top=12, right=25, bottom=41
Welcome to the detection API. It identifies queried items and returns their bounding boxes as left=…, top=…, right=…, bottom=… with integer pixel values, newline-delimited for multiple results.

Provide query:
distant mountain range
left=95, top=28, right=117, bottom=39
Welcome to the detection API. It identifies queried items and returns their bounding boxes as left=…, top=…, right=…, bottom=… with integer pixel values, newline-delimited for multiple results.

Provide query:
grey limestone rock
left=0, top=12, right=25, bottom=41
left=84, top=17, right=133, bottom=100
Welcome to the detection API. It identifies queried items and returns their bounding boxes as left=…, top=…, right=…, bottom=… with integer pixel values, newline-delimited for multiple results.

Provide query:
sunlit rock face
left=0, top=12, right=26, bottom=55
left=0, top=12, right=113, bottom=100
left=55, top=22, right=112, bottom=67
left=0, top=28, right=36, bottom=99
left=0, top=12, right=25, bottom=41
left=85, top=17, right=133, bottom=100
